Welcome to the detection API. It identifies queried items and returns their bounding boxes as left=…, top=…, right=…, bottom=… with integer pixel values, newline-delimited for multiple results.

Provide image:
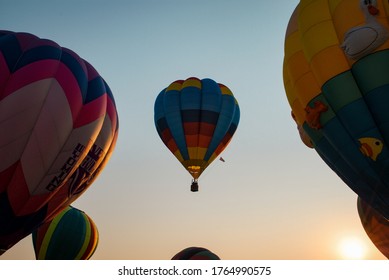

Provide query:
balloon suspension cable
left=191, top=179, right=199, bottom=192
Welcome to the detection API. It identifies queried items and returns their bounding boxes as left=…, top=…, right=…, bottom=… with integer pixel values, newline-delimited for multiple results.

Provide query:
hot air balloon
left=32, top=206, right=98, bottom=260
left=357, top=196, right=389, bottom=258
left=154, top=77, right=240, bottom=192
left=0, top=30, right=119, bottom=255
left=171, top=246, right=220, bottom=260
left=283, top=0, right=389, bottom=219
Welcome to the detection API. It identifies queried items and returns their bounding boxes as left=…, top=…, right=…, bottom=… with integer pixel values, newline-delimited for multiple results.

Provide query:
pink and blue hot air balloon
left=0, top=30, right=118, bottom=255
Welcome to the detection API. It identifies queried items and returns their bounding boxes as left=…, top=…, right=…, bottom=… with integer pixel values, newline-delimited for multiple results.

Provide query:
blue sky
left=0, top=0, right=386, bottom=259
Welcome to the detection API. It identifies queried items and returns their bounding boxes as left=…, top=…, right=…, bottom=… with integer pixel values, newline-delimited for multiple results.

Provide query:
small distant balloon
left=154, top=77, right=240, bottom=192
left=357, top=197, right=389, bottom=259
left=171, top=247, right=220, bottom=260
left=32, top=206, right=99, bottom=260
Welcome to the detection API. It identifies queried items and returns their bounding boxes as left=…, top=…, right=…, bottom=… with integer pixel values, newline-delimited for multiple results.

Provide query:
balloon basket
left=191, top=181, right=199, bottom=192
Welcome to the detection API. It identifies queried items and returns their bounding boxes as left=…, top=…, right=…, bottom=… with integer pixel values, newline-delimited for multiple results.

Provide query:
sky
left=0, top=0, right=386, bottom=260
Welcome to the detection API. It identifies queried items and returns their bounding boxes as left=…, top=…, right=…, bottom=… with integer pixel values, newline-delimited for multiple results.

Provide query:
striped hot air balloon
left=154, top=77, right=239, bottom=192
left=32, top=206, right=98, bottom=260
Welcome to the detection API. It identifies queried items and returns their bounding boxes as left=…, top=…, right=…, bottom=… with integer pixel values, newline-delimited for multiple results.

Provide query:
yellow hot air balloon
left=283, top=0, right=389, bottom=219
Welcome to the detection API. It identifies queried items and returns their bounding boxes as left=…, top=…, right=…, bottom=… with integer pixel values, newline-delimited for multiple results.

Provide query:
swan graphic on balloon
left=341, top=0, right=389, bottom=60
left=0, top=30, right=119, bottom=255
left=283, top=0, right=389, bottom=218
left=154, top=77, right=239, bottom=192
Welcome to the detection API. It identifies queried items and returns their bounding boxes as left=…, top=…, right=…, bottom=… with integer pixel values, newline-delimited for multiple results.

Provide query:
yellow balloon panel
left=299, top=1, right=350, bottom=85
left=187, top=147, right=207, bottom=161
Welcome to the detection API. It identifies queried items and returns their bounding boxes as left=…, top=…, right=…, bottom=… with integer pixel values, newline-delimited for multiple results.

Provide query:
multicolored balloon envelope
left=283, top=0, right=389, bottom=218
left=357, top=197, right=389, bottom=259
left=154, top=77, right=240, bottom=191
left=171, top=246, right=220, bottom=260
left=32, top=206, right=98, bottom=260
left=0, top=30, right=119, bottom=254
